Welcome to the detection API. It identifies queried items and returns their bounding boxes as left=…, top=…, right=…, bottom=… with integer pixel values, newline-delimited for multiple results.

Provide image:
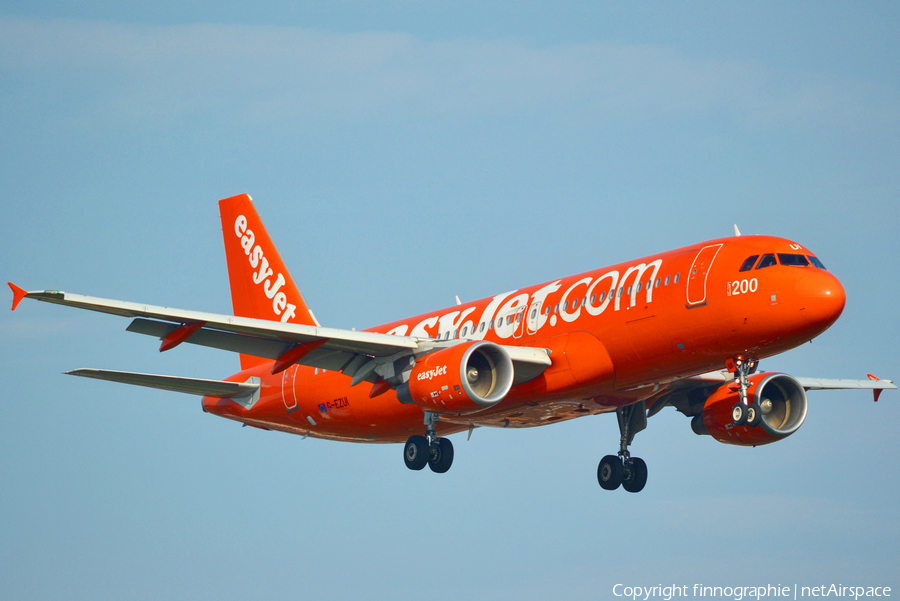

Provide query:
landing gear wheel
left=622, top=457, right=648, bottom=493
left=746, top=403, right=761, bottom=427
left=428, top=438, right=454, bottom=473
left=732, top=403, right=747, bottom=426
left=597, top=455, right=624, bottom=490
left=403, top=435, right=429, bottom=471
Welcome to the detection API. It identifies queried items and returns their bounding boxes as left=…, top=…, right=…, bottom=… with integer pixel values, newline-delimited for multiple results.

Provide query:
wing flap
left=502, top=345, right=552, bottom=366
left=126, top=318, right=358, bottom=371
left=66, top=368, right=259, bottom=398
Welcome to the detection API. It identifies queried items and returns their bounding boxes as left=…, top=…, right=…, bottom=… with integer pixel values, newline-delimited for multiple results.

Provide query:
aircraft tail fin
left=218, top=194, right=318, bottom=370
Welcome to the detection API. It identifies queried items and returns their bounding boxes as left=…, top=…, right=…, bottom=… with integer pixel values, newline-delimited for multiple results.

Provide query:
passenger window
left=479, top=322, right=485, bottom=332
left=444, top=331, right=450, bottom=340
left=636, top=282, right=642, bottom=293
left=664, top=275, right=670, bottom=286
left=453, top=328, right=459, bottom=338
left=563, top=300, right=569, bottom=311
left=489, top=319, right=495, bottom=329
left=756, top=254, right=777, bottom=269
left=739, top=255, right=759, bottom=272
left=515, top=312, right=522, bottom=323
left=554, top=303, right=559, bottom=314
left=655, top=277, right=660, bottom=288
left=618, top=287, right=624, bottom=298
left=571, top=298, right=579, bottom=310
left=582, top=296, right=587, bottom=306
left=530, top=309, right=536, bottom=319
left=543, top=306, right=550, bottom=316
left=627, top=285, right=633, bottom=295
left=590, top=294, right=596, bottom=304
left=674, top=273, right=680, bottom=284
left=461, top=326, right=468, bottom=337
left=599, top=291, right=606, bottom=302
left=778, top=253, right=810, bottom=267
left=808, top=255, right=827, bottom=270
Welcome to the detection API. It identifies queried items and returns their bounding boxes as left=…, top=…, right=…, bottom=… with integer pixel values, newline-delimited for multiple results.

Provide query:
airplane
left=8, top=194, right=895, bottom=492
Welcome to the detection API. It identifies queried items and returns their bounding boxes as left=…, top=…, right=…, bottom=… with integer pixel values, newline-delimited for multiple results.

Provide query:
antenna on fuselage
left=455, top=295, right=462, bottom=306
left=734, top=224, right=742, bottom=236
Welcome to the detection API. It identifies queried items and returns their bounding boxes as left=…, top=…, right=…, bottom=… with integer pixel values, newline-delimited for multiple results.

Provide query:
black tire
left=732, top=402, right=747, bottom=426
left=622, top=457, right=648, bottom=493
left=403, top=435, right=429, bottom=471
left=597, top=455, right=623, bottom=490
left=428, top=438, right=454, bottom=473
left=746, top=403, right=761, bottom=427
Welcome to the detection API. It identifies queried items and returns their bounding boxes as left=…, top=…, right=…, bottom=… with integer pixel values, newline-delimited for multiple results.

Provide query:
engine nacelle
left=691, top=372, right=808, bottom=446
left=403, top=341, right=514, bottom=415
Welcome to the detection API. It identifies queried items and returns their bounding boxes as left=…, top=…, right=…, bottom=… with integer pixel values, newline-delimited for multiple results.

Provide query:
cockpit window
left=755, top=254, right=777, bottom=269
left=808, top=255, right=827, bottom=270
left=778, top=253, right=810, bottom=267
left=739, top=255, right=759, bottom=272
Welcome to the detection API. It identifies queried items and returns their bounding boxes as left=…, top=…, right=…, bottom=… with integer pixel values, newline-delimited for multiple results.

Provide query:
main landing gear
left=597, top=401, right=648, bottom=493
left=404, top=411, right=454, bottom=474
left=728, top=356, right=761, bottom=427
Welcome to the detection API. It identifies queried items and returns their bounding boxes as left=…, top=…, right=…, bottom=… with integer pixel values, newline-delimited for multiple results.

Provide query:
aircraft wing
left=12, top=286, right=551, bottom=381
left=648, top=370, right=896, bottom=420
left=684, top=370, right=896, bottom=391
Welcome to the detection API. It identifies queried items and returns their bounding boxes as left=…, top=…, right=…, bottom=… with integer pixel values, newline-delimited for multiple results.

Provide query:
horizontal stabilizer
left=65, top=368, right=259, bottom=398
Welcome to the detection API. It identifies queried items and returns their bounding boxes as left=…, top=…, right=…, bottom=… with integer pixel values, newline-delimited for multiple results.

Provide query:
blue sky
left=2, top=2, right=898, bottom=599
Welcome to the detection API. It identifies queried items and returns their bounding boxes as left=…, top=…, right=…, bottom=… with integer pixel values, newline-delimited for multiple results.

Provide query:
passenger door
left=686, top=244, right=723, bottom=307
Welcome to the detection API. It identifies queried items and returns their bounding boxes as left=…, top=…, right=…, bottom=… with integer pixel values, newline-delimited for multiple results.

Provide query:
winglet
left=8, top=282, right=28, bottom=311
left=868, top=374, right=884, bottom=402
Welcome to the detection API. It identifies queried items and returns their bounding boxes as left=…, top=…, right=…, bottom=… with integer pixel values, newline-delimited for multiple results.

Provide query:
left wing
left=680, top=370, right=896, bottom=401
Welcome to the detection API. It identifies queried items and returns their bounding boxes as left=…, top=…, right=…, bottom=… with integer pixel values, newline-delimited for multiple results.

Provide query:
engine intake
left=692, top=372, right=808, bottom=446
left=402, top=341, right=514, bottom=415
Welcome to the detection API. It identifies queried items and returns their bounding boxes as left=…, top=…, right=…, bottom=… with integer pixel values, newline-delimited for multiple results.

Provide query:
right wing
left=12, top=286, right=551, bottom=383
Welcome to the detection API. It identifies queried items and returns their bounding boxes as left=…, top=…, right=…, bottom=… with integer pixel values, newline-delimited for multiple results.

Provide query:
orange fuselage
left=202, top=235, right=845, bottom=443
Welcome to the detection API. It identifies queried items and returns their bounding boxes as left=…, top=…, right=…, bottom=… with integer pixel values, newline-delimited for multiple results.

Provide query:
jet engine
left=400, top=341, right=514, bottom=415
left=691, top=372, right=808, bottom=446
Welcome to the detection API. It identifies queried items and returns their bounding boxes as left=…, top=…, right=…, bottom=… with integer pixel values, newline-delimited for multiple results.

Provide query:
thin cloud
left=0, top=18, right=894, bottom=129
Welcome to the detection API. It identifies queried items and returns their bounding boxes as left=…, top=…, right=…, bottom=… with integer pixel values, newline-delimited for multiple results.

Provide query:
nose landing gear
left=597, top=401, right=648, bottom=493
left=727, top=356, right=760, bottom=427
left=403, top=411, right=454, bottom=473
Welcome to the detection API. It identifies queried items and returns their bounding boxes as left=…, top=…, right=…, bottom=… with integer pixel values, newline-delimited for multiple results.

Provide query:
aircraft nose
left=795, top=269, right=846, bottom=331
